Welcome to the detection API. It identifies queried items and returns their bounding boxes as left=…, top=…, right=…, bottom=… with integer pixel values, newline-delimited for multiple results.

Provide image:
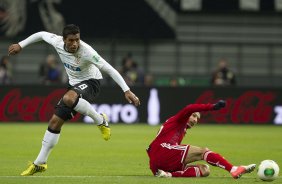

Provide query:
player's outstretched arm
left=212, top=100, right=226, bottom=110
left=94, top=56, right=141, bottom=106
left=125, top=90, right=140, bottom=106
left=8, top=44, right=22, bottom=56
left=8, top=32, right=57, bottom=56
left=175, top=100, right=226, bottom=120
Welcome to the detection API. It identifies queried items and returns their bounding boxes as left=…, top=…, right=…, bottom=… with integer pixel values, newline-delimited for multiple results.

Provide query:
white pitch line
left=0, top=175, right=281, bottom=179
left=0, top=176, right=124, bottom=178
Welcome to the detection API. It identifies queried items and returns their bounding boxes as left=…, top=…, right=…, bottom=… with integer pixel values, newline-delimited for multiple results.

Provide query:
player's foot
left=97, top=113, right=111, bottom=141
left=155, top=169, right=172, bottom=178
left=20, top=162, right=47, bottom=176
left=230, top=164, right=256, bottom=179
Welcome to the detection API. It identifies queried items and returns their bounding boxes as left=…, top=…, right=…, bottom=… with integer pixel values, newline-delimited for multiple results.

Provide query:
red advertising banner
left=195, top=90, right=276, bottom=124
left=0, top=86, right=281, bottom=125
left=0, top=87, right=81, bottom=122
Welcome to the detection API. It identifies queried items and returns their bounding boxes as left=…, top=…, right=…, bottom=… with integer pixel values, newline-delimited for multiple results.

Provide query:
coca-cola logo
left=0, top=89, right=80, bottom=122
left=195, top=90, right=276, bottom=124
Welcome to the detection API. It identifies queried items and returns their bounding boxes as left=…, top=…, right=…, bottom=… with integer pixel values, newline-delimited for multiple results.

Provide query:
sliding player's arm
left=174, top=100, right=226, bottom=121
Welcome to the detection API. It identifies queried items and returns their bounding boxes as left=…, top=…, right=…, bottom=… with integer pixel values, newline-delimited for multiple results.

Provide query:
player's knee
left=55, top=99, right=77, bottom=121
left=199, top=164, right=210, bottom=177
left=190, top=147, right=210, bottom=161
left=63, top=94, right=77, bottom=107
left=203, top=147, right=210, bottom=152
left=200, top=147, right=210, bottom=158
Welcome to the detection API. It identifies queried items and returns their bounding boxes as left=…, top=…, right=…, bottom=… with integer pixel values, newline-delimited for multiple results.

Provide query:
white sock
left=73, top=98, right=103, bottom=125
left=34, top=130, right=60, bottom=165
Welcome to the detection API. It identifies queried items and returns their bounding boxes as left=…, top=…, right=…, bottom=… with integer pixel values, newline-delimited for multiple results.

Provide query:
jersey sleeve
left=18, top=31, right=59, bottom=48
left=82, top=41, right=130, bottom=92
left=101, top=60, right=130, bottom=92
left=174, top=103, right=214, bottom=121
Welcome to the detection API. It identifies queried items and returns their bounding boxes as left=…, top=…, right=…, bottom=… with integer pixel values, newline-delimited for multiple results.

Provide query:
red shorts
left=147, top=143, right=190, bottom=174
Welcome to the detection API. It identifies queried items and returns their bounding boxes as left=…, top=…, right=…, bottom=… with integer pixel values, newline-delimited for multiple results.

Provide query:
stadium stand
left=0, top=0, right=282, bottom=86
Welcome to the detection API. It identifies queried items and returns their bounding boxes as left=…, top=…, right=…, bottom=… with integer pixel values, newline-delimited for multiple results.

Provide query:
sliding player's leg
left=184, top=145, right=256, bottom=179
left=156, top=164, right=210, bottom=178
left=172, top=164, right=210, bottom=177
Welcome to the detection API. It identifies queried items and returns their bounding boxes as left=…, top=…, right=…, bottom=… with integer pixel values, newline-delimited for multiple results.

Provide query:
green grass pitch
left=0, top=123, right=281, bottom=184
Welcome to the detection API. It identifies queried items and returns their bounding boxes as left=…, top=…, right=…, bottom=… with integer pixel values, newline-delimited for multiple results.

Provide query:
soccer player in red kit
left=146, top=100, right=256, bottom=179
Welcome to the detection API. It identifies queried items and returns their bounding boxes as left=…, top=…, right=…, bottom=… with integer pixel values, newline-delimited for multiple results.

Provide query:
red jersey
left=147, top=103, right=215, bottom=174
left=149, top=103, right=214, bottom=148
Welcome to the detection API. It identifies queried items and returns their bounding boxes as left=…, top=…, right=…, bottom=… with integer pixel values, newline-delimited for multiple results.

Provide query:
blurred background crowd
left=0, top=0, right=281, bottom=87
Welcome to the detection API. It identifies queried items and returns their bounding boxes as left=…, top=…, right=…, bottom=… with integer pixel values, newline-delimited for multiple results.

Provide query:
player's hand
left=125, top=90, right=140, bottom=106
left=213, top=100, right=226, bottom=110
left=8, top=44, right=22, bottom=56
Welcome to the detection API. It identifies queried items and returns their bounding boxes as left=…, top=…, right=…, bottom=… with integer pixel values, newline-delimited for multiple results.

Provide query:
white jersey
left=19, top=31, right=129, bottom=92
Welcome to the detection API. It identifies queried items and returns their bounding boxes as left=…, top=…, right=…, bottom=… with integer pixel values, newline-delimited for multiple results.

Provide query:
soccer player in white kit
left=8, top=24, right=141, bottom=176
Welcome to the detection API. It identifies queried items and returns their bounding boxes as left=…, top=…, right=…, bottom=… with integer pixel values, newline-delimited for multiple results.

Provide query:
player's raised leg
left=64, top=90, right=111, bottom=140
left=21, top=115, right=63, bottom=176
left=97, top=113, right=110, bottom=141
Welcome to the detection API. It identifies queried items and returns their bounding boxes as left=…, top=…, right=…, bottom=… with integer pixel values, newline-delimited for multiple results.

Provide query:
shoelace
left=34, top=165, right=45, bottom=172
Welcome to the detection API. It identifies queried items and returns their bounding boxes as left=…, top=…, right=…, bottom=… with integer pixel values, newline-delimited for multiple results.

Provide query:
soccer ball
left=257, top=160, right=279, bottom=181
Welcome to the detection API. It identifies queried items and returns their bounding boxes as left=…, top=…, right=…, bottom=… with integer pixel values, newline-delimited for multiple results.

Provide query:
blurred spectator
left=211, top=58, right=236, bottom=86
left=169, top=76, right=186, bottom=87
left=170, top=77, right=179, bottom=87
left=39, top=54, right=62, bottom=85
left=119, top=53, right=144, bottom=86
left=0, top=56, right=13, bottom=84
left=144, top=73, right=154, bottom=87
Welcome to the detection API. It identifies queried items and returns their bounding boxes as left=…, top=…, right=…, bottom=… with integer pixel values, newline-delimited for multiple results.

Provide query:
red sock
left=171, top=166, right=202, bottom=177
left=203, top=151, right=233, bottom=172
